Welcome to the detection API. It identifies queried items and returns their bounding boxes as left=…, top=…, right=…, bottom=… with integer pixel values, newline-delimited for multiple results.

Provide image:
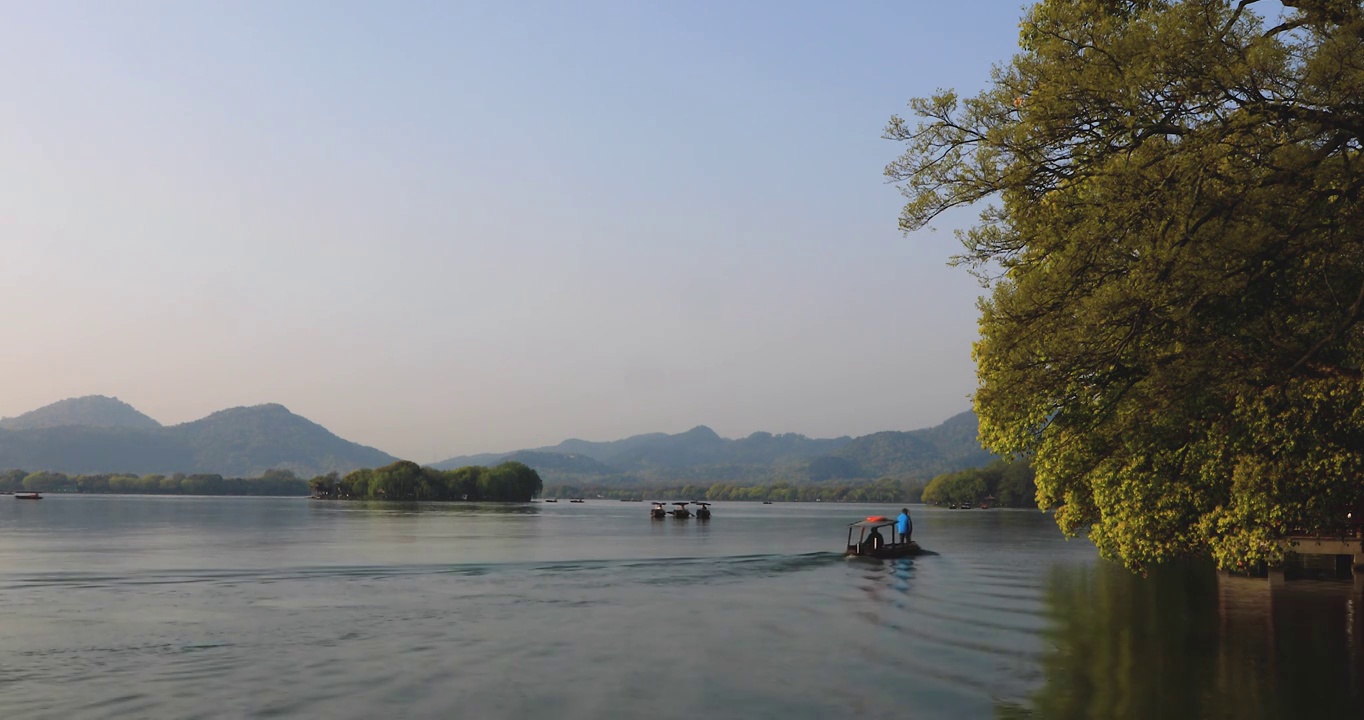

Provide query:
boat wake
left=0, top=551, right=847, bottom=591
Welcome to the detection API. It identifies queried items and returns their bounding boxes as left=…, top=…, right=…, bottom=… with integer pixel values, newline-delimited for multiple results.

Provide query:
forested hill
left=433, top=411, right=995, bottom=485
left=0, top=400, right=396, bottom=478
left=0, top=395, right=161, bottom=431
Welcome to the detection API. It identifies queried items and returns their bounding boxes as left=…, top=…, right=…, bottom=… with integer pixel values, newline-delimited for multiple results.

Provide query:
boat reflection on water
left=993, top=562, right=1364, bottom=719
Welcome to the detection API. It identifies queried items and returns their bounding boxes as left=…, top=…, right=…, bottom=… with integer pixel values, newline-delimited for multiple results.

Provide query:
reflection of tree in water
left=996, top=563, right=1363, bottom=719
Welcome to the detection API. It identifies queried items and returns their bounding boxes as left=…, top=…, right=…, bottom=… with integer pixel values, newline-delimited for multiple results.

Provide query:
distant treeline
left=309, top=460, right=543, bottom=502
left=921, top=459, right=1036, bottom=508
left=545, top=476, right=928, bottom=503
left=0, top=468, right=309, bottom=496
left=2, top=460, right=1034, bottom=509
left=543, top=463, right=1039, bottom=507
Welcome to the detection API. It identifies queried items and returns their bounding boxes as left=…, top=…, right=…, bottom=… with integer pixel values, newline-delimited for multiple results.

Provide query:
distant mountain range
left=0, top=396, right=996, bottom=484
left=433, top=410, right=995, bottom=486
left=0, top=396, right=395, bottom=477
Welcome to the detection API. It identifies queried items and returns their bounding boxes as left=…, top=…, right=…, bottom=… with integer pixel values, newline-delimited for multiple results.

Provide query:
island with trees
left=308, top=460, right=544, bottom=502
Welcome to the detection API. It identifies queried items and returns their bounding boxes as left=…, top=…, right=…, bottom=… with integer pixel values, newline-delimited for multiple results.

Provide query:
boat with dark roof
left=844, top=516, right=919, bottom=559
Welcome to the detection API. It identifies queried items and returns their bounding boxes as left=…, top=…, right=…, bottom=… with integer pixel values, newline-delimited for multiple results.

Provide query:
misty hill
left=165, top=404, right=397, bottom=477
left=440, top=425, right=849, bottom=470
left=827, top=410, right=994, bottom=479
left=0, top=395, right=161, bottom=431
left=0, top=400, right=395, bottom=477
left=499, top=450, right=617, bottom=475
left=433, top=411, right=994, bottom=485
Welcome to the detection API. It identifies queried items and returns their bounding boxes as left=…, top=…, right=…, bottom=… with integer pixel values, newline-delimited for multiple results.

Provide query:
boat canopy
left=848, top=517, right=897, bottom=529
left=695, top=502, right=712, bottom=507
left=672, top=502, right=690, bottom=506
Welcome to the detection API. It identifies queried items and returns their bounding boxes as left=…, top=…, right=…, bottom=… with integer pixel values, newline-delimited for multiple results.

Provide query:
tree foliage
left=0, top=468, right=309, bottom=495
left=312, top=460, right=543, bottom=502
left=886, top=0, right=1364, bottom=570
left=922, top=459, right=1038, bottom=507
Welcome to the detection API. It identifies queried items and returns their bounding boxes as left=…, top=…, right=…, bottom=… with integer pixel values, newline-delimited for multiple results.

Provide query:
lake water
left=0, top=496, right=1359, bottom=719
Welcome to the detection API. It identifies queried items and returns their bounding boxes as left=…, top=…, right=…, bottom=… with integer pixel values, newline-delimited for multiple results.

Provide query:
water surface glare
left=1, top=496, right=1359, bottom=718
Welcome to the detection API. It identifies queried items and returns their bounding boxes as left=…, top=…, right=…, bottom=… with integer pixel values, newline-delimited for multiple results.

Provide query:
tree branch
left=1288, top=278, right=1364, bottom=376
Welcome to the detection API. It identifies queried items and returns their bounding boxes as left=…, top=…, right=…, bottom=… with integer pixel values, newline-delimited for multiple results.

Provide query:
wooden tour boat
left=845, top=516, right=920, bottom=559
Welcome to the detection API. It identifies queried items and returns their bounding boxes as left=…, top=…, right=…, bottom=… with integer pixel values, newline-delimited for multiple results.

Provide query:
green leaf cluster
left=886, top=0, right=1364, bottom=569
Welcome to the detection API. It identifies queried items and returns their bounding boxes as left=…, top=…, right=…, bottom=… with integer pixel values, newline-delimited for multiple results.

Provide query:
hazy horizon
left=2, top=1, right=1027, bottom=461
left=0, top=393, right=976, bottom=463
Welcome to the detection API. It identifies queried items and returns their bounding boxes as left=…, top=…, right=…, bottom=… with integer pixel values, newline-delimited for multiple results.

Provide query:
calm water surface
left=0, top=496, right=1360, bottom=719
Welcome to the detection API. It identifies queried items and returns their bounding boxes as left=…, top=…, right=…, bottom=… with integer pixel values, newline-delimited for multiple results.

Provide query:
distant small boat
left=650, top=502, right=667, bottom=520
left=695, top=501, right=712, bottom=520
left=570, top=498, right=585, bottom=504
left=762, top=501, right=773, bottom=505
left=543, top=499, right=558, bottom=503
left=14, top=492, right=42, bottom=500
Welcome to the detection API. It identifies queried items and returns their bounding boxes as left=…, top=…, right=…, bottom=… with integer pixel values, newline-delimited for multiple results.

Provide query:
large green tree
left=886, top=0, right=1364, bottom=570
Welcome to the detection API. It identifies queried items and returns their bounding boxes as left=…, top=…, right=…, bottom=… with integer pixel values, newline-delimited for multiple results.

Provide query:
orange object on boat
left=865, top=515, right=887, bottom=522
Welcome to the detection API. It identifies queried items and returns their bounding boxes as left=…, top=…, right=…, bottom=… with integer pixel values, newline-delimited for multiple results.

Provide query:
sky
left=0, top=0, right=1031, bottom=461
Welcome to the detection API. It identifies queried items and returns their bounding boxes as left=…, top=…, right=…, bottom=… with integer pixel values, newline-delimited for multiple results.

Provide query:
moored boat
left=695, top=501, right=712, bottom=520
left=15, top=492, right=43, bottom=500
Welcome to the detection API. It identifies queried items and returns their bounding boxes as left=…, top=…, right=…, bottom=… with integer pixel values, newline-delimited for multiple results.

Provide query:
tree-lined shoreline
left=1, top=468, right=308, bottom=496
left=2, top=461, right=1042, bottom=506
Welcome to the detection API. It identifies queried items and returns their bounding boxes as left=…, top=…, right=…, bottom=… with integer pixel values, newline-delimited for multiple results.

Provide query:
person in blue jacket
left=897, top=507, right=913, bottom=542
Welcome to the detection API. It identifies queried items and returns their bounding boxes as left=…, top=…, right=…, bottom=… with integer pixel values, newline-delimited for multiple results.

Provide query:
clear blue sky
left=1, top=1, right=1030, bottom=460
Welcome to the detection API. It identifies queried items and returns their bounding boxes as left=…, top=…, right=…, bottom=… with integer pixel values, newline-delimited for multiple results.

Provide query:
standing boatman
left=897, top=507, right=913, bottom=543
